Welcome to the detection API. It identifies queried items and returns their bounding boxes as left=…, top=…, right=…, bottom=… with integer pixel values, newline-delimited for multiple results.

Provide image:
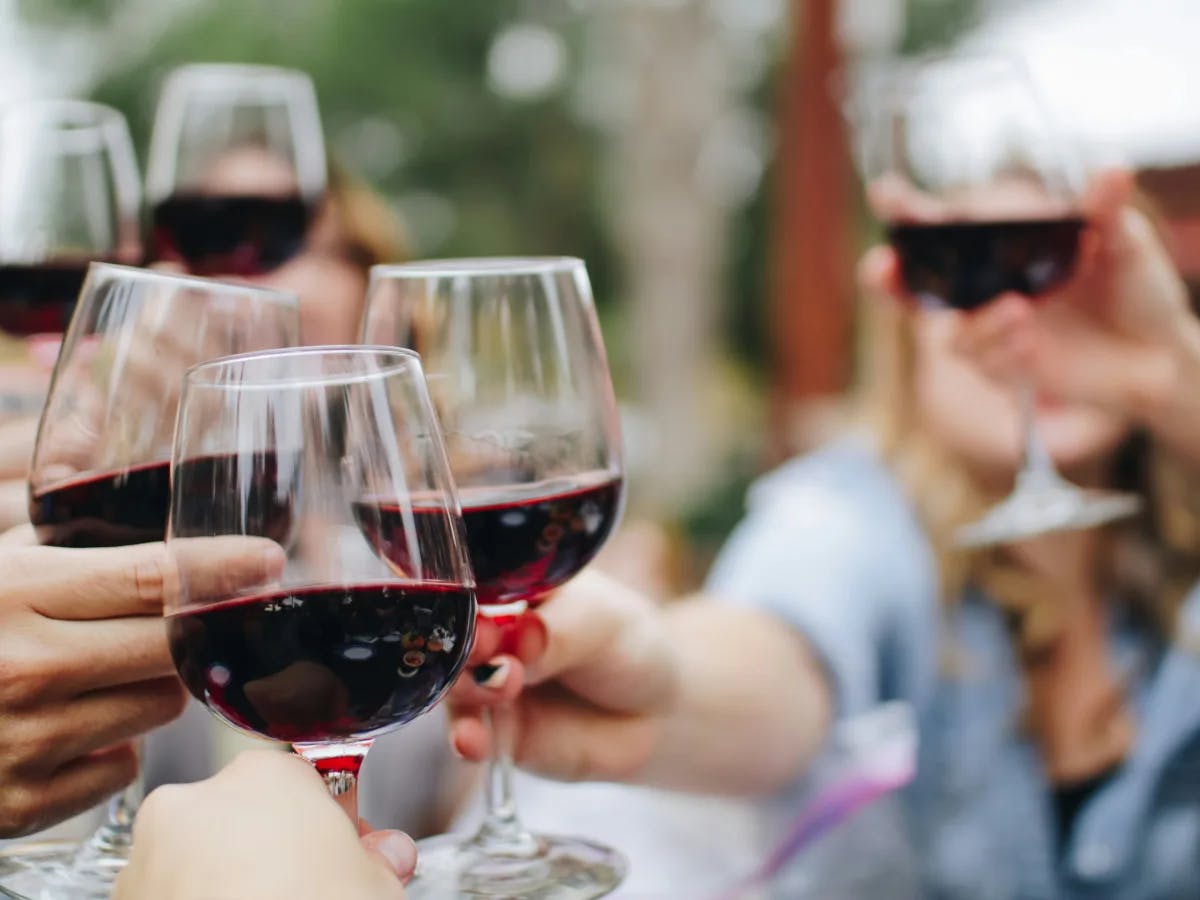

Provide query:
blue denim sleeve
left=705, top=447, right=939, bottom=718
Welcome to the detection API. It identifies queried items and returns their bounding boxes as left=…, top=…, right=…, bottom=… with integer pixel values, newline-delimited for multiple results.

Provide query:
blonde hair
left=853, top=283, right=1200, bottom=659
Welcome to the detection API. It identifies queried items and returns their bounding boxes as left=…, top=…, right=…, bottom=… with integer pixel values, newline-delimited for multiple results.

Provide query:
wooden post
left=769, top=0, right=853, bottom=459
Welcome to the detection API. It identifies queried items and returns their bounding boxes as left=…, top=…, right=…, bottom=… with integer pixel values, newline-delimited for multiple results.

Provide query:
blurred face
left=911, top=310, right=1133, bottom=489
left=194, top=146, right=368, bottom=345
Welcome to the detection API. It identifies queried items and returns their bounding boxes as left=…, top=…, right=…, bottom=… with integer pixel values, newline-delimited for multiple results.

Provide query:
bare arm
left=447, top=572, right=832, bottom=797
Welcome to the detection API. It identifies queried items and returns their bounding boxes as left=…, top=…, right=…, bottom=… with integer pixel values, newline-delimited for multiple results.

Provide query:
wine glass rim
left=163, top=62, right=316, bottom=88
left=1, top=98, right=126, bottom=131
left=371, top=257, right=586, bottom=279
left=183, top=344, right=422, bottom=389
left=85, top=262, right=300, bottom=307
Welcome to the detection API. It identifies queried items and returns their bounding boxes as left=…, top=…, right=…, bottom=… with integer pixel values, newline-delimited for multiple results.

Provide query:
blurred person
left=114, top=751, right=414, bottom=900
left=447, top=170, right=1200, bottom=897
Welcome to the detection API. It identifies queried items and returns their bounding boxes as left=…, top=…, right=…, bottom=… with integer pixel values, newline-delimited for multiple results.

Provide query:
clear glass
left=363, top=258, right=627, bottom=898
left=863, top=54, right=1139, bottom=546
left=165, top=346, right=476, bottom=826
left=0, top=101, right=141, bottom=418
left=145, top=64, right=327, bottom=276
left=17, top=265, right=297, bottom=899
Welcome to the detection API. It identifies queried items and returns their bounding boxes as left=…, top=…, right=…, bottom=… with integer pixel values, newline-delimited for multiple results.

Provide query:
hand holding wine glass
left=114, top=752, right=415, bottom=900
left=866, top=168, right=1196, bottom=420
left=0, top=537, right=282, bottom=839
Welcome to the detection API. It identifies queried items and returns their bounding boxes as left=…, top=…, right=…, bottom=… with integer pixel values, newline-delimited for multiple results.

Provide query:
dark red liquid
left=30, top=460, right=171, bottom=548
left=0, top=263, right=90, bottom=336
left=887, top=218, right=1084, bottom=311
left=151, top=194, right=312, bottom=276
left=169, top=451, right=292, bottom=545
left=31, top=452, right=288, bottom=549
left=356, top=475, right=622, bottom=607
left=167, top=582, right=475, bottom=743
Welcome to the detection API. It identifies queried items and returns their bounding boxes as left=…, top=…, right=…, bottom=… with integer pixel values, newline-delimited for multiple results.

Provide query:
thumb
left=360, top=830, right=418, bottom=884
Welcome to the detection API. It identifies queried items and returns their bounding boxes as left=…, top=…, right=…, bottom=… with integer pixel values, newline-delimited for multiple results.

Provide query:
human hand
left=0, top=537, right=282, bottom=837
left=114, top=750, right=414, bottom=900
left=447, top=570, right=677, bottom=782
left=865, top=169, right=1197, bottom=417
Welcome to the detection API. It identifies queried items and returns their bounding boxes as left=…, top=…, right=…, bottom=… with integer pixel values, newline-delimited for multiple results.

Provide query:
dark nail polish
left=473, top=663, right=500, bottom=684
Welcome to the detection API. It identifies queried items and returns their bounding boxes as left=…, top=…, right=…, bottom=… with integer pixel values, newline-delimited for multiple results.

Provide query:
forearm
left=636, top=598, right=831, bottom=796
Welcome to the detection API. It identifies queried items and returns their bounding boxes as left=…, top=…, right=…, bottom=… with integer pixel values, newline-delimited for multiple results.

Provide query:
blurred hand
left=864, top=169, right=1197, bottom=417
left=0, top=537, right=282, bottom=837
left=114, top=751, right=414, bottom=900
left=447, top=570, right=678, bottom=782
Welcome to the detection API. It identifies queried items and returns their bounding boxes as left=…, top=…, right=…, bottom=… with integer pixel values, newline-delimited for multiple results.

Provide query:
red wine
left=30, top=460, right=171, bottom=548
left=167, top=582, right=475, bottom=742
left=151, top=193, right=312, bottom=276
left=887, top=217, right=1084, bottom=311
left=0, top=262, right=90, bottom=336
left=356, top=474, right=623, bottom=606
left=31, top=452, right=288, bottom=549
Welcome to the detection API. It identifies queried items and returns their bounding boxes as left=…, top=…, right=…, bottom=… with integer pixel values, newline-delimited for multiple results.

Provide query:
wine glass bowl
left=363, top=257, right=627, bottom=899
left=146, top=64, right=326, bottom=277
left=166, top=346, right=476, bottom=809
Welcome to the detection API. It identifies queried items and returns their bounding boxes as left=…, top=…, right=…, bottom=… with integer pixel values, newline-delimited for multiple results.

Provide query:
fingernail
left=372, top=831, right=417, bottom=877
left=472, top=659, right=508, bottom=689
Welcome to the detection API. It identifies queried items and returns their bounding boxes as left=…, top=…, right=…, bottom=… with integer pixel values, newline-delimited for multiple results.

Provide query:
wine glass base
left=956, top=486, right=1141, bottom=548
left=0, top=841, right=77, bottom=900
left=406, top=832, right=626, bottom=900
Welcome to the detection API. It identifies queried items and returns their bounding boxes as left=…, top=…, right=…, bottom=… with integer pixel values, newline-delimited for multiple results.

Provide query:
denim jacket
left=707, top=443, right=1200, bottom=899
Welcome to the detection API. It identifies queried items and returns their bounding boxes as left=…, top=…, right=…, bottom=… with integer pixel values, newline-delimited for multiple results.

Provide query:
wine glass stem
left=1016, top=378, right=1062, bottom=491
left=470, top=702, right=538, bottom=855
left=74, top=742, right=144, bottom=865
left=294, top=740, right=372, bottom=825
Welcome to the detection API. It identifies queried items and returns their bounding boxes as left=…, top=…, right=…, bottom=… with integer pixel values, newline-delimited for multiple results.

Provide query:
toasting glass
left=0, top=101, right=141, bottom=415
left=363, top=258, right=627, bottom=899
left=146, top=64, right=326, bottom=277
left=166, top=346, right=476, bottom=825
left=864, top=54, right=1139, bottom=546
left=17, top=265, right=297, bottom=899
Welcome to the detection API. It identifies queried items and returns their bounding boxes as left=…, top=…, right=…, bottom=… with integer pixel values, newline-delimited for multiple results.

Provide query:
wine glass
left=0, top=100, right=141, bottom=415
left=165, top=346, right=476, bottom=825
left=863, top=53, right=1140, bottom=546
left=363, top=258, right=627, bottom=899
left=17, top=265, right=298, bottom=899
left=146, top=64, right=326, bottom=277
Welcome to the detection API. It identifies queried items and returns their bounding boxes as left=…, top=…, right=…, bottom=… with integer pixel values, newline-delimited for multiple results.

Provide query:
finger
left=1082, top=168, right=1134, bottom=231
left=857, top=244, right=903, bottom=299
left=360, top=830, right=418, bottom=883
left=20, top=538, right=284, bottom=621
left=10, top=677, right=185, bottom=773
left=449, top=714, right=490, bottom=763
left=466, top=616, right=504, bottom=666
left=0, top=523, right=35, bottom=547
left=2, top=742, right=137, bottom=838
left=951, top=294, right=1033, bottom=356
left=446, top=655, right=525, bottom=711
left=15, top=615, right=178, bottom=699
left=513, top=684, right=658, bottom=782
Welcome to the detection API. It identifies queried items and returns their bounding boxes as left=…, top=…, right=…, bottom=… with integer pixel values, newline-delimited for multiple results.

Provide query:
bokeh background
left=6, top=0, right=1198, bottom=584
